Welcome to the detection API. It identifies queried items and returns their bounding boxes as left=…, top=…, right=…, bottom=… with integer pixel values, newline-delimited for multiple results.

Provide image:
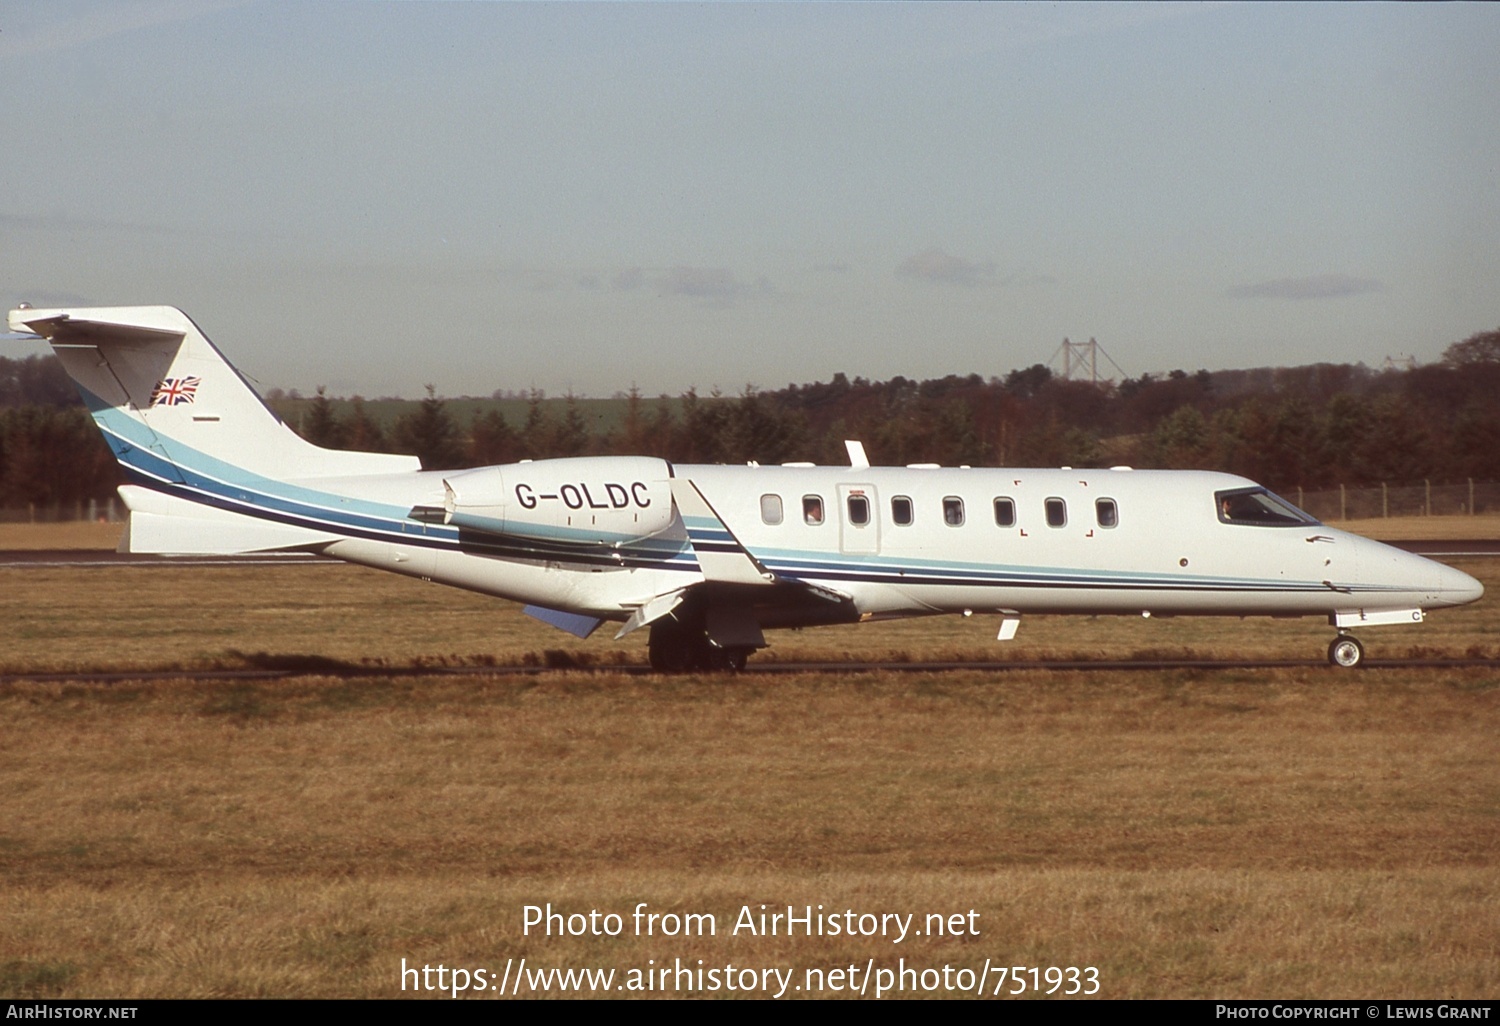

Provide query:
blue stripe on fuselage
left=86, top=398, right=1388, bottom=597
left=92, top=403, right=697, bottom=568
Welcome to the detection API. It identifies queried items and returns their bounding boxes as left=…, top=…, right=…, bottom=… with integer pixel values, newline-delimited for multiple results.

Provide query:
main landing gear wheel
left=705, top=646, right=751, bottom=673
left=648, top=619, right=752, bottom=674
left=1327, top=634, right=1365, bottom=669
left=648, top=618, right=695, bottom=673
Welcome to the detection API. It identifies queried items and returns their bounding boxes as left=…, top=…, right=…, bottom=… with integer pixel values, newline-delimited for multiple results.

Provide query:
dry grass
left=0, top=521, right=125, bottom=550
left=1, top=546, right=1497, bottom=999
left=1, top=558, right=1494, bottom=674
left=1333, top=514, right=1500, bottom=541
left=0, top=670, right=1496, bottom=998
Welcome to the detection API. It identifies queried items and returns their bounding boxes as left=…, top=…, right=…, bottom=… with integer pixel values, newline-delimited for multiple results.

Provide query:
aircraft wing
left=531, top=477, right=855, bottom=644
left=669, top=478, right=777, bottom=587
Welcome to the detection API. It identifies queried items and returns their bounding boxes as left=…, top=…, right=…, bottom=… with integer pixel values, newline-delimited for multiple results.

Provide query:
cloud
left=489, top=264, right=772, bottom=303
left=659, top=266, right=746, bottom=300
left=1229, top=274, right=1385, bottom=301
left=612, top=268, right=645, bottom=291
left=897, top=248, right=998, bottom=288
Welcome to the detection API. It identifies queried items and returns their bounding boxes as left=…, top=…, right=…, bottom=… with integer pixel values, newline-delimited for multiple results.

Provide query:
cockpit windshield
left=1215, top=487, right=1321, bottom=527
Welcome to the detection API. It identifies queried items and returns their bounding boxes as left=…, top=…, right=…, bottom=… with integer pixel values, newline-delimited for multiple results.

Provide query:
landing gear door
left=837, top=484, right=879, bottom=555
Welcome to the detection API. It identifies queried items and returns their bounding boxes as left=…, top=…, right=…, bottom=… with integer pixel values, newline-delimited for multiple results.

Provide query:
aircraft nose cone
left=1434, top=562, right=1484, bottom=607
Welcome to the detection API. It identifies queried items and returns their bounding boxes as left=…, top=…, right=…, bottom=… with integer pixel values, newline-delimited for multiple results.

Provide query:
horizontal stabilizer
left=10, top=311, right=186, bottom=346
left=10, top=305, right=421, bottom=482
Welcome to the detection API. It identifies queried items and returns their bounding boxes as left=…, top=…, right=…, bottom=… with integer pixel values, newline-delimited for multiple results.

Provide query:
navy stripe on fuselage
left=757, top=554, right=1320, bottom=593
left=106, top=428, right=698, bottom=571
left=100, top=420, right=1394, bottom=600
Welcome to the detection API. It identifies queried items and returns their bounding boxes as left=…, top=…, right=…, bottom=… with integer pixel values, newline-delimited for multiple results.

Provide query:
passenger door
left=837, top=484, right=880, bottom=555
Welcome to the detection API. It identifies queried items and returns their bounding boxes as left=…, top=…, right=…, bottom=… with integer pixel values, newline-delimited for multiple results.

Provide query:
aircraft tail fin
left=7, top=305, right=419, bottom=485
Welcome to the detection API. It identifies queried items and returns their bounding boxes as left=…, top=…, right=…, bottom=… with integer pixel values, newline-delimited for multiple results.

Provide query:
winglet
left=669, top=478, right=775, bottom=587
left=845, top=439, right=870, bottom=469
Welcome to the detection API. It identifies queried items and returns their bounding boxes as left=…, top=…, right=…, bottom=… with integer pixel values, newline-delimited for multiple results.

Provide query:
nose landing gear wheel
left=1327, top=635, right=1365, bottom=668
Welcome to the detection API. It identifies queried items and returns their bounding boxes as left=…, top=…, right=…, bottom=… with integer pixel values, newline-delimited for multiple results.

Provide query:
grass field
left=1, top=669, right=1496, bottom=999
left=0, top=548, right=1496, bottom=999
left=0, top=520, right=125, bottom=550
left=1, top=558, right=1496, bottom=675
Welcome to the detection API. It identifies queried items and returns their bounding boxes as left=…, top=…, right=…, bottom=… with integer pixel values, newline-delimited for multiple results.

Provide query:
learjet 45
left=8, top=305, right=1483, bottom=671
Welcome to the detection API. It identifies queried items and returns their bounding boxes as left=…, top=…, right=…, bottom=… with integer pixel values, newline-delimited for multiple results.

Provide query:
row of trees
left=0, top=405, right=120, bottom=511
left=4, top=330, right=1498, bottom=512
left=292, top=332, right=1500, bottom=490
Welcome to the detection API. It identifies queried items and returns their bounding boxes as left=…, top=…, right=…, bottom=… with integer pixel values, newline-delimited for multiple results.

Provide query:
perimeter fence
left=1292, top=480, right=1498, bottom=521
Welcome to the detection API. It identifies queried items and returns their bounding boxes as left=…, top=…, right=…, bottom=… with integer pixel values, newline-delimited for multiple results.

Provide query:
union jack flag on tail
left=150, top=376, right=201, bottom=406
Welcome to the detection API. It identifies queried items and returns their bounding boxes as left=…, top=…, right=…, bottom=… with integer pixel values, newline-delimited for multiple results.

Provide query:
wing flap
left=614, top=588, right=688, bottom=639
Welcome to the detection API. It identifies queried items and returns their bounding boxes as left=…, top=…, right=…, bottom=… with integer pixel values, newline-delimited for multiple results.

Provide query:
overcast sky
left=3, top=2, right=1497, bottom=398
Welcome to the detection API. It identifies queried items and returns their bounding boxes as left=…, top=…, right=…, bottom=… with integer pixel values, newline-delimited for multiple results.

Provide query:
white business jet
left=8, top=305, right=1482, bottom=671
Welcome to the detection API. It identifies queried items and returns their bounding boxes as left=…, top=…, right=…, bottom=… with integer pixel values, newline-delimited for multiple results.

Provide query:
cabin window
left=846, top=494, right=870, bottom=526
left=803, top=495, right=825, bottom=526
left=1095, top=498, right=1118, bottom=529
left=1045, top=497, right=1067, bottom=528
left=943, top=496, right=965, bottom=527
left=760, top=494, right=783, bottom=525
left=1216, top=487, right=1320, bottom=527
left=891, top=495, right=913, bottom=526
left=993, top=497, right=1016, bottom=528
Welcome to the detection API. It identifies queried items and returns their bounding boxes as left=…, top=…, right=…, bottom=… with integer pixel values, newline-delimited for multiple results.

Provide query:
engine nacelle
left=442, top=456, right=675, bottom=546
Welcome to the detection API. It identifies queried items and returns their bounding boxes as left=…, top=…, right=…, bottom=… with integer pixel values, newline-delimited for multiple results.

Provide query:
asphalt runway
left=4, top=540, right=1498, bottom=568
left=0, top=550, right=336, bottom=567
